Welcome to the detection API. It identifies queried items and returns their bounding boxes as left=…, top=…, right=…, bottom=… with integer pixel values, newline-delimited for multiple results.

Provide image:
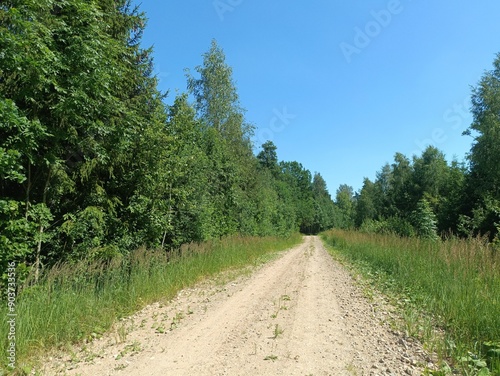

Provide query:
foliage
left=466, top=53, right=500, bottom=202
left=0, top=2, right=337, bottom=299
left=344, top=146, right=474, bottom=240
left=411, top=199, right=438, bottom=240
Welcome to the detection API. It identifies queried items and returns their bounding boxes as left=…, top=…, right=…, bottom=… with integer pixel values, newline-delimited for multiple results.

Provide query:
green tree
left=411, top=199, right=438, bottom=240
left=334, top=184, right=355, bottom=229
left=257, top=141, right=279, bottom=176
left=436, top=159, right=467, bottom=234
left=389, top=153, right=414, bottom=217
left=374, top=163, right=393, bottom=218
left=411, top=146, right=452, bottom=232
left=464, top=52, right=500, bottom=239
left=412, top=147, right=448, bottom=203
left=280, top=161, right=315, bottom=233
left=311, top=173, right=336, bottom=232
left=0, top=0, right=167, bottom=269
left=355, top=178, right=378, bottom=227
left=186, top=40, right=256, bottom=238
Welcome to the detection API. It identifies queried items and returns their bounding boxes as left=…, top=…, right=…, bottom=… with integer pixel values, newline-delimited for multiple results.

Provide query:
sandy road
left=45, top=236, right=430, bottom=375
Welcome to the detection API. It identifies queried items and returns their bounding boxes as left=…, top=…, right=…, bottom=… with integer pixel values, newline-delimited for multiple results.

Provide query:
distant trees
left=333, top=184, right=355, bottom=230
left=0, top=2, right=337, bottom=289
left=339, top=52, right=500, bottom=242
left=340, top=146, right=468, bottom=238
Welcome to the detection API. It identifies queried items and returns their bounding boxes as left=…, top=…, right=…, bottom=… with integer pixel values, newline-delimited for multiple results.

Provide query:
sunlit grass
left=0, top=234, right=302, bottom=373
left=321, top=229, right=500, bottom=375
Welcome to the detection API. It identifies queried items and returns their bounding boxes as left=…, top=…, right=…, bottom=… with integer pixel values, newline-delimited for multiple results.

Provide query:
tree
left=463, top=53, right=500, bottom=239
left=466, top=53, right=500, bottom=198
left=334, top=184, right=355, bottom=229
left=411, top=199, right=438, bottom=240
left=411, top=146, right=451, bottom=232
left=0, top=99, right=50, bottom=281
left=389, top=152, right=415, bottom=217
left=186, top=40, right=256, bottom=238
left=186, top=39, right=252, bottom=146
left=355, top=178, right=378, bottom=227
left=436, top=159, right=467, bottom=234
left=257, top=141, right=279, bottom=176
left=374, top=163, right=393, bottom=218
left=280, top=161, right=315, bottom=233
left=311, top=173, right=336, bottom=232
left=412, top=146, right=448, bottom=203
left=0, top=0, right=167, bottom=269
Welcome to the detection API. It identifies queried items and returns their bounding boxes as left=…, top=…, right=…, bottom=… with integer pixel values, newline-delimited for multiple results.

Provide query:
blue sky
left=135, top=0, right=500, bottom=194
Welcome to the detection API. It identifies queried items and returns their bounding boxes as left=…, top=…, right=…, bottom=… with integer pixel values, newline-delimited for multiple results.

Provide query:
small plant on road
left=273, top=324, right=284, bottom=339
left=115, top=341, right=142, bottom=360
left=264, top=354, right=278, bottom=361
left=272, top=294, right=291, bottom=318
left=155, top=324, right=166, bottom=334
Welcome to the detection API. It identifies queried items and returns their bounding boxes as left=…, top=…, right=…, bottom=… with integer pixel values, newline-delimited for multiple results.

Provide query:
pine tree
left=411, top=199, right=438, bottom=240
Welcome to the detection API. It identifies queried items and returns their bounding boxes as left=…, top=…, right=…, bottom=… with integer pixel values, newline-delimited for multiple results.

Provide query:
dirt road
left=45, top=236, right=431, bottom=375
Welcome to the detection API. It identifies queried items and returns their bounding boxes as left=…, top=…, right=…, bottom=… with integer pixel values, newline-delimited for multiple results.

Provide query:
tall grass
left=322, top=230, right=500, bottom=374
left=0, top=234, right=301, bottom=373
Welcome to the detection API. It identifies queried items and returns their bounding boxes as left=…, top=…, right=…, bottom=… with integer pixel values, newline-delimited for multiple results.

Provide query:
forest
left=2, top=0, right=500, bottom=288
left=0, top=0, right=337, bottom=288
left=2, top=1, right=500, bottom=373
left=334, top=62, right=500, bottom=246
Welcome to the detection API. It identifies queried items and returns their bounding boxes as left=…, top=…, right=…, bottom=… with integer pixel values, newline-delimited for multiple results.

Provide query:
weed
left=345, top=363, right=358, bottom=375
left=281, top=294, right=291, bottom=301
left=114, top=363, right=127, bottom=371
left=155, top=325, right=166, bottom=334
left=272, top=324, right=284, bottom=339
left=264, top=355, right=278, bottom=361
left=272, top=293, right=292, bottom=318
left=170, top=311, right=184, bottom=330
left=115, top=341, right=142, bottom=360
left=83, top=349, right=103, bottom=363
left=116, top=324, right=128, bottom=343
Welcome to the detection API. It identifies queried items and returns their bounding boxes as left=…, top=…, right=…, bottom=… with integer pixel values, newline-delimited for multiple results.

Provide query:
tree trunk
left=25, top=163, right=31, bottom=220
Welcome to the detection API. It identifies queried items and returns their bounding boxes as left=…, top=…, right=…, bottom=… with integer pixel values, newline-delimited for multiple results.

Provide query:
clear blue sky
left=134, top=0, right=500, bottom=194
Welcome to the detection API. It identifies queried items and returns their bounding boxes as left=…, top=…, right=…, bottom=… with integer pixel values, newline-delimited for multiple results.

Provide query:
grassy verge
left=0, top=234, right=302, bottom=374
left=321, top=229, right=500, bottom=376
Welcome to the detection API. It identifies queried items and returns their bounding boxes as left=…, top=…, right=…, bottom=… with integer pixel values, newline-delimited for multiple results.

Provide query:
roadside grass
left=0, top=234, right=302, bottom=374
left=321, top=229, right=500, bottom=375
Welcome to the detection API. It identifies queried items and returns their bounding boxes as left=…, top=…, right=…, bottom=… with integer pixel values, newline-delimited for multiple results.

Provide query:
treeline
left=0, top=1, right=336, bottom=284
left=333, top=53, right=500, bottom=245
